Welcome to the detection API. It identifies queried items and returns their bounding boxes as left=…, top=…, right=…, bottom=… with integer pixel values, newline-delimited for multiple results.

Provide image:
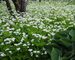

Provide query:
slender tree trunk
left=5, top=0, right=13, bottom=15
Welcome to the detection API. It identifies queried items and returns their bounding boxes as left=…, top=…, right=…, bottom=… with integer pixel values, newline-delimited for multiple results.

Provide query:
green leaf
left=69, top=29, right=75, bottom=41
left=51, top=48, right=60, bottom=60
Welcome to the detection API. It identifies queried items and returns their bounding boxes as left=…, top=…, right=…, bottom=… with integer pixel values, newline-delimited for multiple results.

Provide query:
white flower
left=53, top=29, right=56, bottom=32
left=37, top=51, right=40, bottom=53
left=11, top=38, right=15, bottom=42
left=1, top=43, right=4, bottom=45
left=31, top=39, right=34, bottom=42
left=22, top=32, right=28, bottom=38
left=33, top=51, right=37, bottom=53
left=12, top=18, right=16, bottom=21
left=28, top=49, right=33, bottom=52
left=43, top=47, right=46, bottom=50
left=8, top=20, right=14, bottom=25
left=27, top=46, right=29, bottom=48
left=43, top=29, right=49, bottom=32
left=4, top=38, right=10, bottom=42
left=5, top=41, right=11, bottom=44
left=44, top=51, right=47, bottom=54
left=32, top=44, right=34, bottom=46
left=27, top=42, right=30, bottom=46
left=4, top=38, right=15, bottom=42
left=16, top=48, right=20, bottom=51
left=51, top=32, right=55, bottom=36
left=23, top=44, right=27, bottom=46
left=21, top=37, right=24, bottom=42
left=0, top=52, right=6, bottom=57
left=5, top=48, right=9, bottom=51
left=9, top=51, right=12, bottom=54
left=14, top=44, right=19, bottom=46
left=42, top=36, right=47, bottom=39
left=18, top=42, right=22, bottom=45
left=36, top=55, right=39, bottom=57
left=30, top=52, right=33, bottom=56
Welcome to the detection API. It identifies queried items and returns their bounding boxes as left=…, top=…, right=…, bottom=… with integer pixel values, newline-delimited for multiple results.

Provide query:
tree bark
left=5, top=0, right=27, bottom=15
left=5, top=0, right=13, bottom=15
left=39, top=0, right=41, bottom=2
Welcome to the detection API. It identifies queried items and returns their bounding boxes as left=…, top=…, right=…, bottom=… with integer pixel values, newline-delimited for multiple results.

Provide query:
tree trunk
left=20, top=0, right=26, bottom=12
left=12, top=0, right=20, bottom=12
left=5, top=0, right=28, bottom=15
left=39, top=0, right=41, bottom=2
left=5, top=0, right=13, bottom=15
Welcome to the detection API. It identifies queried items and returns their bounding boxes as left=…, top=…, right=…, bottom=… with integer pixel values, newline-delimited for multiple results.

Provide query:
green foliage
left=0, top=1, right=75, bottom=60
left=51, top=48, right=60, bottom=60
left=52, top=27, right=75, bottom=60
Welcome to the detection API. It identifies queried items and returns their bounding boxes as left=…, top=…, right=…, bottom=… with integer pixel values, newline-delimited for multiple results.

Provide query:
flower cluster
left=0, top=1, right=75, bottom=60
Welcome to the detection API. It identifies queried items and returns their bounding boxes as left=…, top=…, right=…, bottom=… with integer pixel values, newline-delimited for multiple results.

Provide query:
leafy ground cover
left=0, top=1, right=75, bottom=60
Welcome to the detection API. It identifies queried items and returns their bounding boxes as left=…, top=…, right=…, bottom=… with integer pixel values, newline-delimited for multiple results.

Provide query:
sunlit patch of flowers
left=0, top=1, right=75, bottom=60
